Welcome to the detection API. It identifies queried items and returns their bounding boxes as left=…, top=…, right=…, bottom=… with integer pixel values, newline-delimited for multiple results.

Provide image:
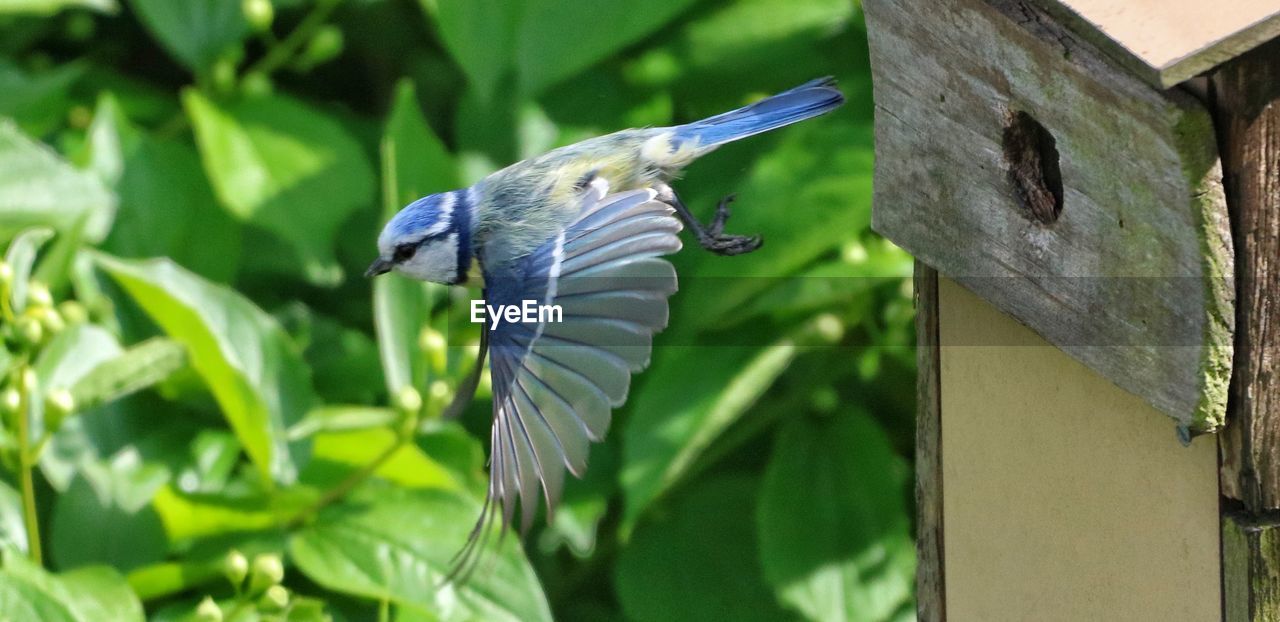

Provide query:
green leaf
left=615, top=476, right=790, bottom=622
left=426, top=0, right=519, bottom=103
left=97, top=254, right=313, bottom=485
left=514, top=0, right=701, bottom=96
left=4, top=226, right=54, bottom=313
left=427, top=0, right=700, bottom=98
left=128, top=0, right=247, bottom=73
left=0, top=481, right=27, bottom=555
left=621, top=341, right=797, bottom=529
left=94, top=95, right=242, bottom=282
left=0, top=0, right=115, bottom=15
left=183, top=90, right=375, bottom=285
left=69, top=337, right=187, bottom=413
left=375, top=80, right=456, bottom=394
left=757, top=413, right=915, bottom=621
left=0, top=551, right=143, bottom=622
left=302, top=428, right=463, bottom=491
left=673, top=0, right=851, bottom=75
left=150, top=485, right=285, bottom=542
left=50, top=453, right=169, bottom=572
left=0, top=60, right=85, bottom=136
left=289, top=486, right=552, bottom=622
left=288, top=405, right=399, bottom=441
left=0, top=119, right=115, bottom=243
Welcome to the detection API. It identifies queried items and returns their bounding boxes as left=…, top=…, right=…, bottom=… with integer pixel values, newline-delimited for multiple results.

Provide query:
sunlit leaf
left=0, top=482, right=27, bottom=555
left=128, top=0, right=246, bottom=73
left=0, top=119, right=115, bottom=243
left=183, top=90, right=375, bottom=285
left=302, top=428, right=463, bottom=491
left=97, top=255, right=314, bottom=485
left=758, top=413, right=914, bottom=621
left=68, top=337, right=187, bottom=413
left=4, top=226, right=54, bottom=313
left=0, top=551, right=143, bottom=622
left=0, top=0, right=115, bottom=15
left=289, top=486, right=552, bottom=622
left=615, top=476, right=789, bottom=622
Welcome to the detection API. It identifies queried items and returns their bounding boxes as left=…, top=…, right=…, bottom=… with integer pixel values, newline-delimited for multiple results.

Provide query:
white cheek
left=395, top=236, right=458, bottom=283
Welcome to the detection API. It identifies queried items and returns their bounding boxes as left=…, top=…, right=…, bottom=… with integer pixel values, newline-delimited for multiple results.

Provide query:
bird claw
left=664, top=189, right=763, bottom=256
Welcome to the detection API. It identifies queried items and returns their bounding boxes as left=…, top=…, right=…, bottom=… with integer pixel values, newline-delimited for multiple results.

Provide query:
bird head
left=367, top=189, right=473, bottom=284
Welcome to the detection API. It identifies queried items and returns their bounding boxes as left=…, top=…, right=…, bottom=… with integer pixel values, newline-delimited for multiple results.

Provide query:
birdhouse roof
left=1036, top=0, right=1280, bottom=87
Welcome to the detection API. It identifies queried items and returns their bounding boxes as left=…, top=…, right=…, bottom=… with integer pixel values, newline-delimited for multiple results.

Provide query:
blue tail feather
left=674, top=77, right=844, bottom=148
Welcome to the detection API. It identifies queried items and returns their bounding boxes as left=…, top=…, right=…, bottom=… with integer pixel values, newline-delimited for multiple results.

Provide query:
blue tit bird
left=367, top=77, right=844, bottom=574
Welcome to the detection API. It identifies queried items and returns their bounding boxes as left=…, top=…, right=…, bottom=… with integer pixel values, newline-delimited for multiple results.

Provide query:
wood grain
left=863, top=0, right=1234, bottom=431
left=914, top=261, right=945, bottom=622
left=1032, top=0, right=1280, bottom=88
left=1223, top=512, right=1280, bottom=622
left=1212, top=37, right=1280, bottom=513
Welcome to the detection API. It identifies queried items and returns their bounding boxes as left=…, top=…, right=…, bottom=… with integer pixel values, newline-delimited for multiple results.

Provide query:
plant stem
left=247, top=0, right=341, bottom=77
left=15, top=365, right=41, bottom=565
left=283, top=434, right=406, bottom=529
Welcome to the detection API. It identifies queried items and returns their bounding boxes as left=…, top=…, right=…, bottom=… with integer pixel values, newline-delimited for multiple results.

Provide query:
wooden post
left=1212, top=35, right=1280, bottom=621
left=914, top=261, right=944, bottom=621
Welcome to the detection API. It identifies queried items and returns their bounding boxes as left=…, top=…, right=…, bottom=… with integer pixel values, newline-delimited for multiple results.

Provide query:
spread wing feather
left=452, top=182, right=681, bottom=579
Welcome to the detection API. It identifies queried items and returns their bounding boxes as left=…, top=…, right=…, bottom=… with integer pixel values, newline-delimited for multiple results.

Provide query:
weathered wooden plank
left=914, top=261, right=945, bottom=622
left=1031, top=0, right=1280, bottom=88
left=1224, top=512, right=1280, bottom=622
left=863, top=0, right=1234, bottom=431
left=1212, top=37, right=1280, bottom=512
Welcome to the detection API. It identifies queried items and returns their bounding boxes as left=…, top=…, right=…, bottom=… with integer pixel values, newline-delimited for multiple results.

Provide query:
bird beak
left=364, top=258, right=392, bottom=278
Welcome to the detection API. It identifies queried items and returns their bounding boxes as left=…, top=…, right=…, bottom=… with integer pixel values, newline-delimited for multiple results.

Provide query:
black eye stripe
left=393, top=230, right=453, bottom=263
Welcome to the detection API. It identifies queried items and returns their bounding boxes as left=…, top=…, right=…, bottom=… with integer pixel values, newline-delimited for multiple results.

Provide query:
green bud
left=242, top=0, right=274, bottom=32
left=810, top=386, right=838, bottom=414
left=195, top=596, right=223, bottom=622
left=248, top=553, right=284, bottom=594
left=44, top=388, right=74, bottom=430
left=395, top=385, right=422, bottom=415
left=15, top=317, right=42, bottom=349
left=302, top=25, right=344, bottom=66
left=27, top=282, right=52, bottom=309
left=241, top=71, right=273, bottom=97
left=813, top=313, right=844, bottom=344
left=1, top=388, right=20, bottom=416
left=258, top=585, right=289, bottom=612
left=64, top=12, right=95, bottom=41
left=429, top=380, right=450, bottom=403
left=38, top=307, right=65, bottom=336
left=418, top=326, right=447, bottom=374
left=67, top=105, right=93, bottom=130
left=18, top=368, right=36, bottom=395
left=211, top=57, right=238, bottom=96
left=57, top=301, right=87, bottom=325
left=223, top=549, right=249, bottom=587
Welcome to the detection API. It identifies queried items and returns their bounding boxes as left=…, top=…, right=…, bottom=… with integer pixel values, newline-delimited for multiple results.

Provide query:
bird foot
left=664, top=190, right=764, bottom=256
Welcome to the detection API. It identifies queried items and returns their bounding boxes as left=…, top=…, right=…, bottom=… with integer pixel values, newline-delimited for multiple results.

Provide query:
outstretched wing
left=454, top=181, right=682, bottom=575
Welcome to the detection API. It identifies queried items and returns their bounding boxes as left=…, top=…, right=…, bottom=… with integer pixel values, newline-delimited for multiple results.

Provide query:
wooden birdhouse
left=862, top=0, right=1280, bottom=619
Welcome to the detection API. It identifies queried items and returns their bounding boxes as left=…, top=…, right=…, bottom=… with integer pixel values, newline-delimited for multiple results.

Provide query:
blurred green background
left=0, top=0, right=917, bottom=620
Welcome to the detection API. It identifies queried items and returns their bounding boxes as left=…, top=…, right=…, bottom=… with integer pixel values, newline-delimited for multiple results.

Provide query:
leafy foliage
left=0, top=0, right=915, bottom=620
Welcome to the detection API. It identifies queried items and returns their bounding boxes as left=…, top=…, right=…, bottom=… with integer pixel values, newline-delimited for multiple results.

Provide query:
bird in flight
left=367, top=77, right=844, bottom=576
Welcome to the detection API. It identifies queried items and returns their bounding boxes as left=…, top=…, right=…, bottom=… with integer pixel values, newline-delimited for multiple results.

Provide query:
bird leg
left=656, top=184, right=763, bottom=256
